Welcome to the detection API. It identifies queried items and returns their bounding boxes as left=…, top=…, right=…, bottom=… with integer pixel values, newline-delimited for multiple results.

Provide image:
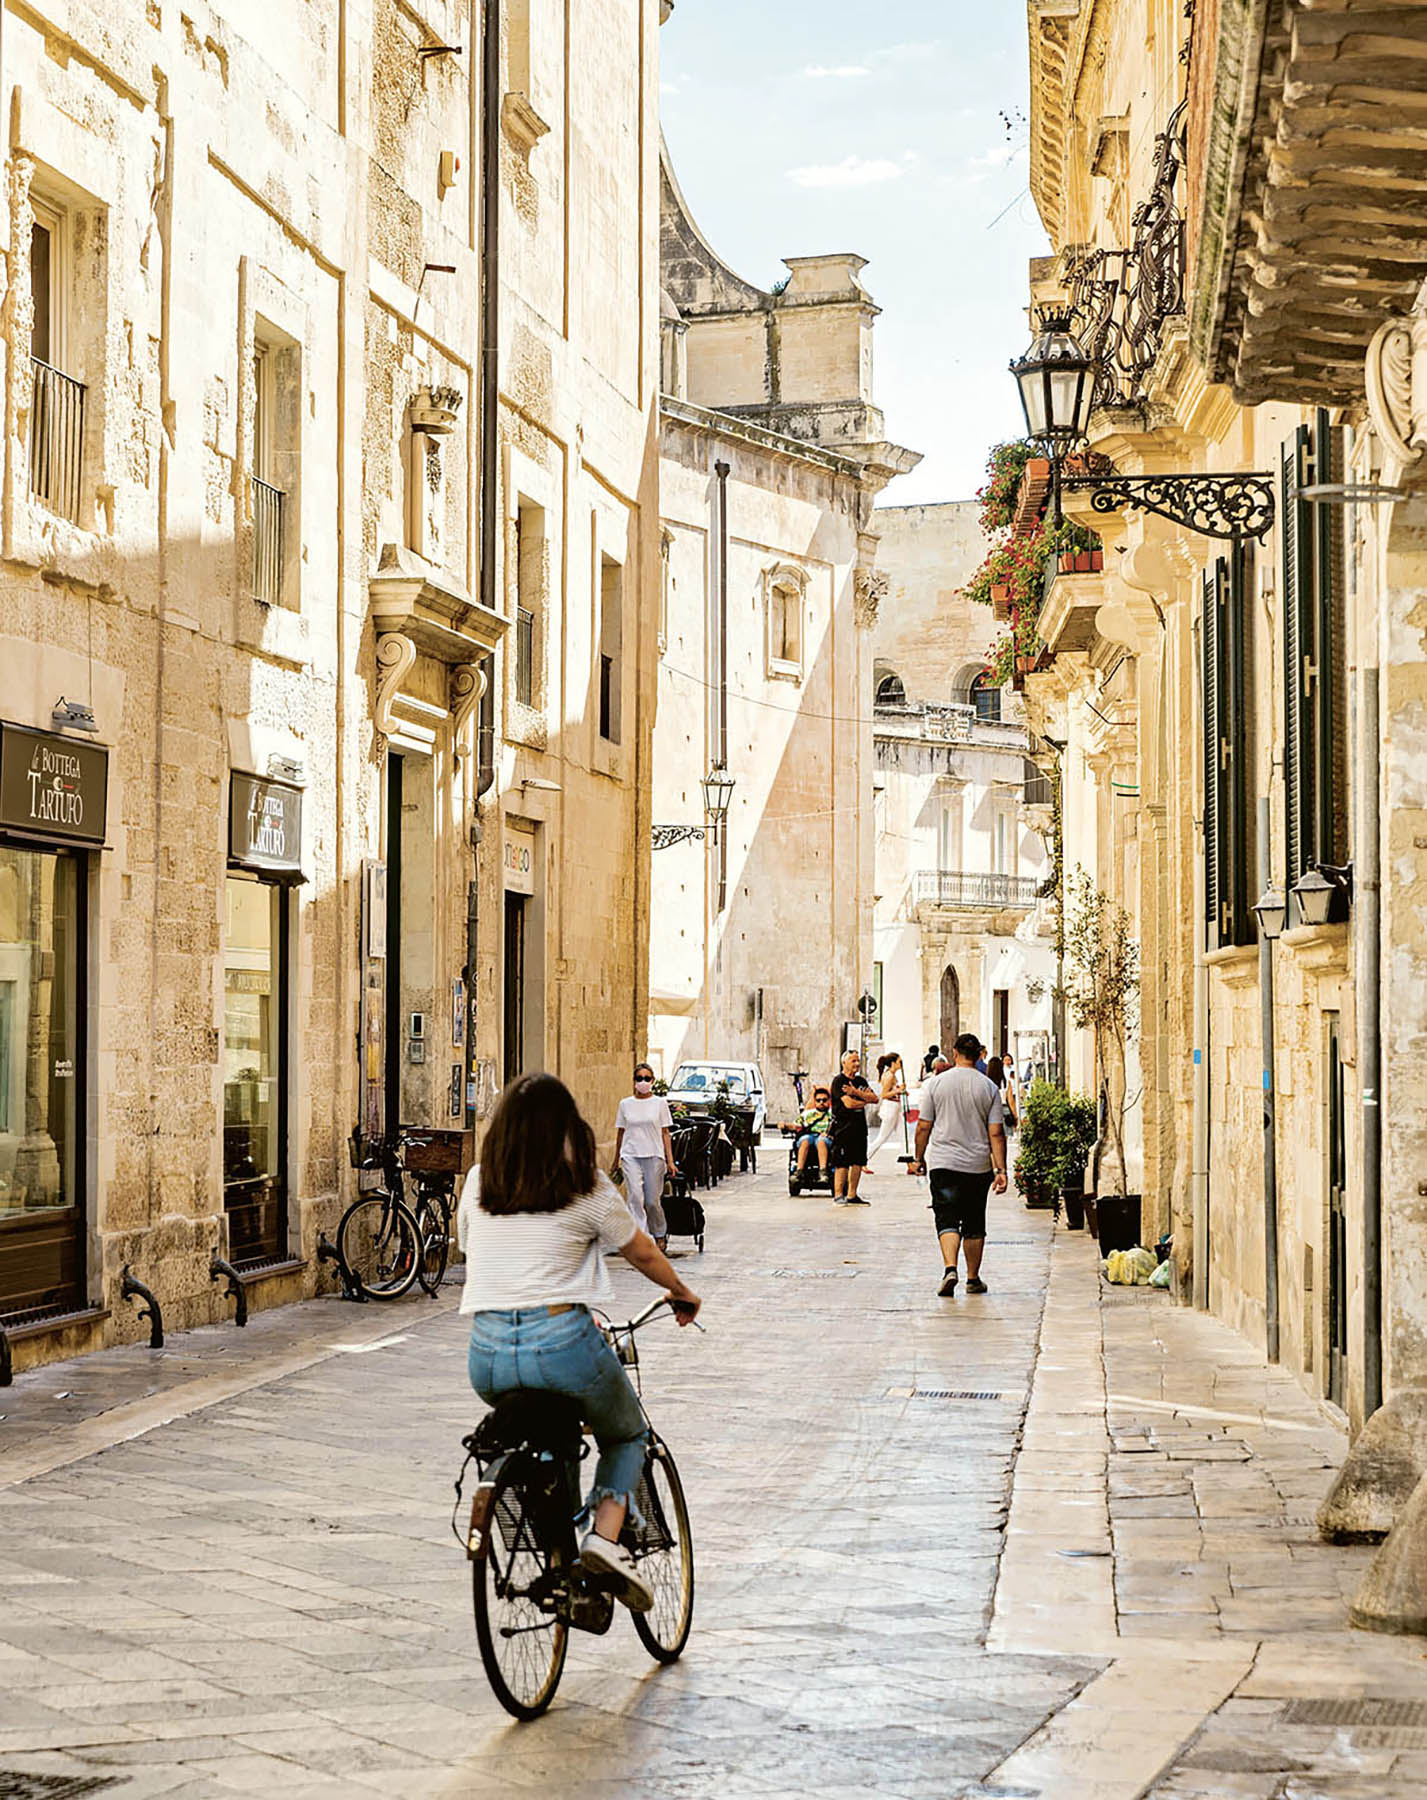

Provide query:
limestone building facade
left=0, top=0, right=660, bottom=1370
left=1016, top=0, right=1427, bottom=1594
left=870, top=503, right=1055, bottom=1081
left=648, top=153, right=917, bottom=1104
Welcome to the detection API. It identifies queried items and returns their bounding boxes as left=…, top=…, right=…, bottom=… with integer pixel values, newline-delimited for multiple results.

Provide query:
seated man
left=794, top=1087, right=834, bottom=1175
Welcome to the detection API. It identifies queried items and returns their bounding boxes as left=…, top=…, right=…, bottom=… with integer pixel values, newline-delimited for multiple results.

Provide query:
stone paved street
left=2, top=1169, right=1425, bottom=1798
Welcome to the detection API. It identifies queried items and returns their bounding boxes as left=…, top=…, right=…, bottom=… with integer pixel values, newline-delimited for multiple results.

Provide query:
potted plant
left=1015, top=1080, right=1067, bottom=1210
left=1051, top=1092, right=1099, bottom=1230
left=1063, top=869, right=1142, bottom=1252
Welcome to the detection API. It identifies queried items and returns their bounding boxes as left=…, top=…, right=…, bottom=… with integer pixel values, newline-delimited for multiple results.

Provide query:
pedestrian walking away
left=614, top=1063, right=677, bottom=1249
left=913, top=1032, right=1007, bottom=1298
left=458, top=1071, right=701, bottom=1614
left=986, top=1054, right=1018, bottom=1132
left=865, top=1051, right=907, bottom=1169
left=920, top=1043, right=941, bottom=1080
left=829, top=1048, right=878, bottom=1204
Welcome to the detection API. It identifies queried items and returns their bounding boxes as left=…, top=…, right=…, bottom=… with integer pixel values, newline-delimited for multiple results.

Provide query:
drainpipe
left=714, top=457, right=729, bottom=918
left=1357, top=509, right=1383, bottom=1418
left=466, top=0, right=501, bottom=1131
left=1191, top=620, right=1209, bottom=1309
left=1258, top=792, right=1280, bottom=1361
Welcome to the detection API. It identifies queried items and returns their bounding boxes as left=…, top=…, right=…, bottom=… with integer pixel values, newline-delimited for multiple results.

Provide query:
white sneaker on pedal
left=579, top=1531, right=654, bottom=1613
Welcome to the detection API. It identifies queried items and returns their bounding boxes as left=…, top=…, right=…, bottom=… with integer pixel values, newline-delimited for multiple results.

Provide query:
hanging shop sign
left=229, top=773, right=304, bottom=879
left=503, top=827, right=535, bottom=895
left=0, top=723, right=109, bottom=846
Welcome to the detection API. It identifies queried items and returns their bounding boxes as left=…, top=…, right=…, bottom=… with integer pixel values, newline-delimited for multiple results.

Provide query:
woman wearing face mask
left=613, top=1063, right=677, bottom=1249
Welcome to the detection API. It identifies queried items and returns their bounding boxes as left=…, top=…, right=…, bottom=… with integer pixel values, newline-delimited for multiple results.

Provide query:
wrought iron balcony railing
left=251, top=475, right=286, bottom=604
left=29, top=357, right=85, bottom=523
left=1064, top=99, right=1187, bottom=413
left=914, top=870, right=1039, bottom=910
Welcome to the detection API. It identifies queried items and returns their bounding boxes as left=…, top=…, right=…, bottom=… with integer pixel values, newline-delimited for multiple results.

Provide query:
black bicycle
left=400, top=1126, right=462, bottom=1297
left=453, top=1295, right=696, bottom=1719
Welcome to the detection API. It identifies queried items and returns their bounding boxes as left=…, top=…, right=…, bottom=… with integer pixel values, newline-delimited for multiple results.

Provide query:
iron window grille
left=515, top=605, right=535, bottom=706
left=29, top=358, right=85, bottom=524
left=251, top=475, right=286, bottom=605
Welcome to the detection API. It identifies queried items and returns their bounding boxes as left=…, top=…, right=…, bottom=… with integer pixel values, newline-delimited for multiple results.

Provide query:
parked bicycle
left=320, top=1127, right=461, bottom=1302
left=453, top=1294, right=696, bottom=1719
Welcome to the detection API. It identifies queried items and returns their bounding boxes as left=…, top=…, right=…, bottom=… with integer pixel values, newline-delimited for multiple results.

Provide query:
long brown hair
left=479, top=1072, right=599, bottom=1214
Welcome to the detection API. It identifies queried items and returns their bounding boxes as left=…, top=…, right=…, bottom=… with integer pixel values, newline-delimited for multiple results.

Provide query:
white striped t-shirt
left=456, top=1168, right=637, bottom=1314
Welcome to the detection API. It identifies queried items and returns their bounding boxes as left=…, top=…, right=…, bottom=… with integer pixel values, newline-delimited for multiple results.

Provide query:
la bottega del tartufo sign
left=0, top=723, right=108, bottom=846
left=230, top=773, right=304, bottom=878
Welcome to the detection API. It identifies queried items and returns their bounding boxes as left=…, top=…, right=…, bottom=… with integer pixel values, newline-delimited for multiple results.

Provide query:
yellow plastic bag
left=1104, top=1246, right=1158, bottom=1285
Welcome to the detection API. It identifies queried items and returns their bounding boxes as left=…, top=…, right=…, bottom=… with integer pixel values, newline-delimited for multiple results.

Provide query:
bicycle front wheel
left=416, top=1193, right=451, bottom=1297
left=631, top=1442, right=694, bottom=1662
left=473, top=1465, right=569, bottom=1719
left=337, top=1193, right=420, bottom=1300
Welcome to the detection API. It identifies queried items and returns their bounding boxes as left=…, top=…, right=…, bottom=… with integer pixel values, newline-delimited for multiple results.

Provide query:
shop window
left=1281, top=411, right=1348, bottom=914
left=599, top=555, right=623, bottom=743
left=223, top=875, right=288, bottom=1265
left=1202, top=541, right=1256, bottom=948
left=0, top=847, right=83, bottom=1318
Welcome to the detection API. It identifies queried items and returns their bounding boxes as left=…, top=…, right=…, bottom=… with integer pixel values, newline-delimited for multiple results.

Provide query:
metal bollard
left=120, top=1265, right=165, bottom=1348
left=209, top=1253, right=249, bottom=1327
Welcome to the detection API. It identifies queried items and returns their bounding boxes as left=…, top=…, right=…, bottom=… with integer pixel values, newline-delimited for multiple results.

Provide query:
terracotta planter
left=1057, top=548, right=1104, bottom=575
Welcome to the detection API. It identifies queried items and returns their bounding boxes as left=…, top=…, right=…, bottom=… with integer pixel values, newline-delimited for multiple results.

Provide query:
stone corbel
left=853, top=564, right=888, bottom=629
left=374, top=632, right=417, bottom=744
left=450, top=660, right=487, bottom=763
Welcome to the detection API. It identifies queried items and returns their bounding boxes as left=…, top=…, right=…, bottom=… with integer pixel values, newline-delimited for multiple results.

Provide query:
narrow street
left=1, top=1171, right=1423, bottom=1799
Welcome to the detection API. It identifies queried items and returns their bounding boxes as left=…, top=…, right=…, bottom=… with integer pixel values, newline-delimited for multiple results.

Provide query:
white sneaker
left=579, top=1531, right=654, bottom=1613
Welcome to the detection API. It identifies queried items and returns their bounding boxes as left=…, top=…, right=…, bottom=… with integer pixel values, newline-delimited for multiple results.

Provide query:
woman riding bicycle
left=457, top=1072, right=701, bottom=1614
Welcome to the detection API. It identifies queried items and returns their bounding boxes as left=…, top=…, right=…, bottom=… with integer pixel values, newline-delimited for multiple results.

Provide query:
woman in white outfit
left=865, top=1051, right=907, bottom=1169
left=613, top=1063, right=677, bottom=1248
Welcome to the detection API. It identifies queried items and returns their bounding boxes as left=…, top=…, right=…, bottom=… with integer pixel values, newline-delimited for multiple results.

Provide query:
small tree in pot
left=1051, top=1093, right=1100, bottom=1228
left=1063, top=869, right=1141, bottom=1234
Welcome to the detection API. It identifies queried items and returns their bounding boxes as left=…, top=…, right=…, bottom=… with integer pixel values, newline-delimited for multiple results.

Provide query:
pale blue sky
left=660, top=3, right=1048, bottom=505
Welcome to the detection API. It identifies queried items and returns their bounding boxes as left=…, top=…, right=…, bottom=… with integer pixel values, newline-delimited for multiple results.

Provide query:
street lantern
left=1009, top=309, right=1096, bottom=447
left=1291, top=864, right=1351, bottom=928
left=1252, top=886, right=1286, bottom=941
left=701, top=761, right=735, bottom=828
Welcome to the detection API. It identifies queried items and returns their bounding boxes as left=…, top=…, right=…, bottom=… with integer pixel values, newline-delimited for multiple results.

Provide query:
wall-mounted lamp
left=267, top=753, right=304, bottom=783
left=1252, top=886, right=1286, bottom=941
left=51, top=697, right=98, bottom=735
left=1291, top=862, right=1352, bottom=928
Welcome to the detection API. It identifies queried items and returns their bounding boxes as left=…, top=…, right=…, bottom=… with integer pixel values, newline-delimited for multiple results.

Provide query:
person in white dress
left=613, top=1063, right=677, bottom=1247
left=865, top=1051, right=907, bottom=1169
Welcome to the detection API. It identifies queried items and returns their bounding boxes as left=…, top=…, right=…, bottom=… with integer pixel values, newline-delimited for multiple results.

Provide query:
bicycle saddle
left=477, top=1392, right=584, bottom=1454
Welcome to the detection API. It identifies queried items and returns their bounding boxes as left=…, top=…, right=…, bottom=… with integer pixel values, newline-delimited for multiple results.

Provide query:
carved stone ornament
left=1365, top=318, right=1421, bottom=471
left=409, top=384, right=464, bottom=436
left=374, top=631, right=417, bottom=743
left=853, top=565, right=888, bottom=628
left=450, top=661, right=486, bottom=760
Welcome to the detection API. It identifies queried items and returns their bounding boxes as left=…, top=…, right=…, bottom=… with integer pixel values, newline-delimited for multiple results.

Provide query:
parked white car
left=666, top=1061, right=766, bottom=1141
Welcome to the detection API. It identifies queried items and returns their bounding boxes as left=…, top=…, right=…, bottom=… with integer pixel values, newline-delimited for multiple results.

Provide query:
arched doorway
left=939, top=964, right=960, bottom=1049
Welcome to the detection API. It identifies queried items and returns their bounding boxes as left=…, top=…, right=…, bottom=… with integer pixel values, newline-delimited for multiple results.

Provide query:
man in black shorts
left=829, top=1048, right=877, bottom=1205
left=913, top=1032, right=1007, bottom=1297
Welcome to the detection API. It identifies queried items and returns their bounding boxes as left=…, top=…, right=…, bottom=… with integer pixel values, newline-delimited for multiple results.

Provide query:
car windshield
left=671, top=1065, right=748, bottom=1097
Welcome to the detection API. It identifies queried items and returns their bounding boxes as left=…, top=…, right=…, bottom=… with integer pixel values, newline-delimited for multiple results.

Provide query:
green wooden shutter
left=1281, top=427, right=1313, bottom=892
left=1313, top=409, right=1349, bottom=868
left=1203, top=562, right=1227, bottom=943
left=1225, top=542, right=1253, bottom=945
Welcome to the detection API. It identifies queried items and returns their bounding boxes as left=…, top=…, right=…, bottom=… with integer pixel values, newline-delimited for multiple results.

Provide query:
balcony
left=914, top=870, right=1038, bottom=911
left=29, top=358, right=85, bottom=523
left=251, top=475, right=285, bottom=604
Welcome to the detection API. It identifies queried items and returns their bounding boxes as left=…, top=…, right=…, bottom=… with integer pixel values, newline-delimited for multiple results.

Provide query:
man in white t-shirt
left=914, top=1032, right=1007, bottom=1299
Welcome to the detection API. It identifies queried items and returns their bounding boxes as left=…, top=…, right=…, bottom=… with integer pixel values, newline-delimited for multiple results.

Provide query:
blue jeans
left=467, top=1307, right=649, bottom=1517
left=796, top=1132, right=830, bottom=1162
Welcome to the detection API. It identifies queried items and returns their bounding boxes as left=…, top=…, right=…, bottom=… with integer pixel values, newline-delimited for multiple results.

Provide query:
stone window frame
left=763, top=561, right=807, bottom=682
left=590, top=500, right=634, bottom=781
left=504, top=448, right=557, bottom=752
left=238, top=259, right=309, bottom=616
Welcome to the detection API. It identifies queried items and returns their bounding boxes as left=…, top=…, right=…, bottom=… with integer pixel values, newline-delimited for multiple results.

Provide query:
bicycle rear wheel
left=473, top=1464, right=570, bottom=1719
left=630, top=1442, right=694, bottom=1662
left=337, top=1193, right=420, bottom=1300
left=416, top=1191, right=451, bottom=1297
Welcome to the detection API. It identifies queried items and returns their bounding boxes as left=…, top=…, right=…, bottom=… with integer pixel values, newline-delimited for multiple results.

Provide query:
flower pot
left=1083, top=1195, right=1098, bottom=1240
left=1060, top=1188, right=1085, bottom=1231
left=1096, top=1192, right=1142, bottom=1255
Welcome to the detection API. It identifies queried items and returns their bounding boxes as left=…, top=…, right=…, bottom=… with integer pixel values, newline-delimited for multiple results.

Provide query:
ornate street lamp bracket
left=652, top=823, right=710, bottom=850
left=1061, top=471, right=1275, bottom=541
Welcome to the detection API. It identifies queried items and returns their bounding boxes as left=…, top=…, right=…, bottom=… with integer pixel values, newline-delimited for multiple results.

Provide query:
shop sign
left=0, top=723, right=109, bottom=846
left=230, top=774, right=303, bottom=877
left=503, top=828, right=535, bottom=895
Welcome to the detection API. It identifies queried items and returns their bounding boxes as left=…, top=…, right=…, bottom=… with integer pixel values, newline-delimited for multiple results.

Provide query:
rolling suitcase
left=660, top=1172, right=706, bottom=1253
